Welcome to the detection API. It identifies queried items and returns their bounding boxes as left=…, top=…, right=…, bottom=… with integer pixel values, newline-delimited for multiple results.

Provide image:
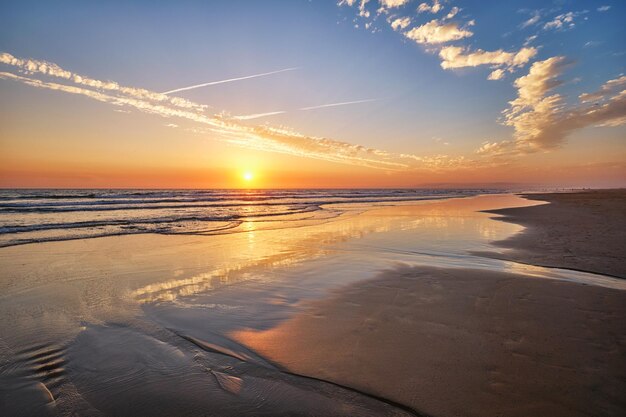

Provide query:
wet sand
left=483, top=190, right=626, bottom=278
left=233, top=191, right=626, bottom=417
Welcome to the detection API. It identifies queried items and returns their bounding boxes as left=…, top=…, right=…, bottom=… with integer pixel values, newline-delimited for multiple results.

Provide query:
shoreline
left=233, top=190, right=626, bottom=416
left=482, top=190, right=626, bottom=279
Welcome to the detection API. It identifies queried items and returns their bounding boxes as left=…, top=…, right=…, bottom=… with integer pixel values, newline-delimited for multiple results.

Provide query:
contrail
left=232, top=111, right=286, bottom=120
left=233, top=98, right=378, bottom=120
left=162, top=67, right=299, bottom=95
left=300, top=98, right=377, bottom=111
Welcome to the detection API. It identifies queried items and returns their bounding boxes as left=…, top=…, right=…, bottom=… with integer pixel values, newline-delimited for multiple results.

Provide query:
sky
left=0, top=0, right=624, bottom=188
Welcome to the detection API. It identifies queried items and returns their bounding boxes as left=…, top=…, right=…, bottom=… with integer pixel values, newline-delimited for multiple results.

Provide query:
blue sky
left=0, top=0, right=624, bottom=187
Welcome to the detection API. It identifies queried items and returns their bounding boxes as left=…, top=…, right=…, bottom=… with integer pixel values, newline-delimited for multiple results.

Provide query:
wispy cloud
left=232, top=111, right=287, bottom=120
left=519, top=9, right=543, bottom=29
left=0, top=52, right=207, bottom=112
left=300, top=98, right=377, bottom=111
left=543, top=11, right=587, bottom=31
left=232, top=98, right=377, bottom=120
left=162, top=67, right=299, bottom=95
left=417, top=0, right=443, bottom=14
left=1, top=53, right=454, bottom=171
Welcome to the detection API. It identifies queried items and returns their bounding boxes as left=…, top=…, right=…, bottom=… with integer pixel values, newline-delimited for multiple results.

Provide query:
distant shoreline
left=482, top=189, right=626, bottom=279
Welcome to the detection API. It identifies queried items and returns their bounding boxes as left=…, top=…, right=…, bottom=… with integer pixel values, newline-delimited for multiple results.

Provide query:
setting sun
left=243, top=171, right=254, bottom=182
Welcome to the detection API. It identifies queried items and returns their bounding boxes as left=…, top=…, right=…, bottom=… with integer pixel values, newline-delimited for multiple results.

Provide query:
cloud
left=300, top=98, right=377, bottom=111
left=487, top=69, right=505, bottom=81
left=0, top=52, right=207, bottom=112
left=444, top=7, right=460, bottom=20
left=543, top=11, right=586, bottom=31
left=597, top=5, right=611, bottom=12
left=520, top=11, right=541, bottom=28
left=232, top=111, right=287, bottom=120
left=524, top=35, right=538, bottom=46
left=161, top=67, right=299, bottom=95
left=390, top=16, right=411, bottom=31
left=417, top=0, right=443, bottom=14
left=380, top=0, right=409, bottom=9
left=579, top=75, right=626, bottom=103
left=2, top=53, right=460, bottom=171
left=439, top=46, right=537, bottom=74
left=476, top=140, right=515, bottom=156
left=484, top=58, right=626, bottom=154
left=404, top=20, right=473, bottom=44
left=583, top=40, right=601, bottom=48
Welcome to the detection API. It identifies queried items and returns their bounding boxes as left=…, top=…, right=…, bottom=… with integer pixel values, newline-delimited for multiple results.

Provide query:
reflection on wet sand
left=129, top=195, right=538, bottom=305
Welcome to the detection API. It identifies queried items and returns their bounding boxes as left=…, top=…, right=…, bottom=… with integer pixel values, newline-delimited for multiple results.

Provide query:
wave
left=0, top=189, right=503, bottom=247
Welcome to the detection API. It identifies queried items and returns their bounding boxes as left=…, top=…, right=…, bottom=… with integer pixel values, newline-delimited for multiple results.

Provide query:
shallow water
left=0, top=193, right=623, bottom=416
left=0, top=188, right=490, bottom=247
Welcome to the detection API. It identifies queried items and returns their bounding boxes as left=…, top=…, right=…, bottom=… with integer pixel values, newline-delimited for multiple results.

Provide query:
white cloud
left=380, top=0, right=410, bottom=9
left=404, top=20, right=473, bottom=44
left=358, top=0, right=371, bottom=17
left=487, top=69, right=505, bottom=81
left=520, top=12, right=541, bottom=28
left=543, top=11, right=586, bottom=31
left=583, top=40, right=601, bottom=48
left=597, top=5, right=611, bottom=12
left=524, top=35, right=538, bottom=46
left=0, top=52, right=207, bottom=112
left=390, top=16, right=411, bottom=31
left=417, top=0, right=443, bottom=14
left=438, top=46, right=537, bottom=75
left=444, top=7, right=460, bottom=20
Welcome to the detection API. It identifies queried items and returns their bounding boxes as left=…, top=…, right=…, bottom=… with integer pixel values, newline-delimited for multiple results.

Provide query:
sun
left=242, top=171, right=254, bottom=182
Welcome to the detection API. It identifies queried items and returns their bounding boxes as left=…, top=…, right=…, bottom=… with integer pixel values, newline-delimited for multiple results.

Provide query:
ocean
left=0, top=188, right=500, bottom=247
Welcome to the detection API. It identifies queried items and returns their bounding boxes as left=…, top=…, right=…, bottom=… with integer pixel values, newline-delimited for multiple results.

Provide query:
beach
left=0, top=191, right=624, bottom=416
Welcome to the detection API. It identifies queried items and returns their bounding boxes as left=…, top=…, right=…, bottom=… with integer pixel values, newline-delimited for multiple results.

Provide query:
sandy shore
left=234, top=191, right=626, bottom=417
left=484, top=190, right=626, bottom=278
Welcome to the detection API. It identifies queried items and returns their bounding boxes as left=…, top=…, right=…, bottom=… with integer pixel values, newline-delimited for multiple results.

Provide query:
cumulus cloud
left=481, top=58, right=626, bottom=155
left=404, top=20, right=473, bottom=44
left=390, top=16, right=411, bottom=31
left=417, top=0, right=443, bottom=14
left=597, top=5, right=610, bottom=12
left=439, top=46, right=537, bottom=73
